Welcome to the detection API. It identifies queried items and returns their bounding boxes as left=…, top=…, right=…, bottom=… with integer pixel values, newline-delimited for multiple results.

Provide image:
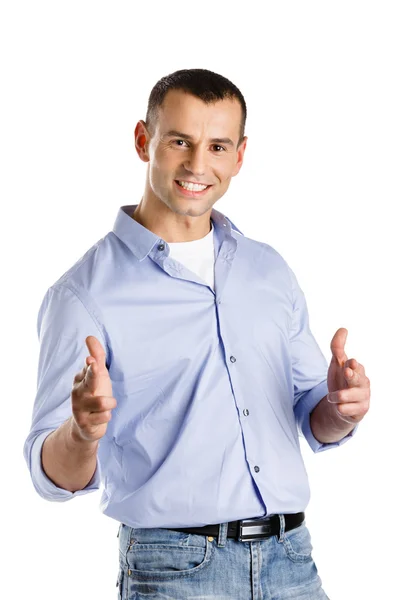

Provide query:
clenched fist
left=71, top=335, right=116, bottom=443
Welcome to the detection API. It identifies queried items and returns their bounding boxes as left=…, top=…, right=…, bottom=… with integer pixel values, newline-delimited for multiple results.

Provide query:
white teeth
left=178, top=180, right=208, bottom=192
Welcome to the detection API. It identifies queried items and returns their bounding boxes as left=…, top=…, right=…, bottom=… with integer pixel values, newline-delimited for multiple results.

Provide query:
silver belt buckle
left=238, top=519, right=273, bottom=543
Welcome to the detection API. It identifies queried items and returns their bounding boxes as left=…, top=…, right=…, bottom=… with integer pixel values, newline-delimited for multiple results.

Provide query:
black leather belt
left=166, top=512, right=305, bottom=543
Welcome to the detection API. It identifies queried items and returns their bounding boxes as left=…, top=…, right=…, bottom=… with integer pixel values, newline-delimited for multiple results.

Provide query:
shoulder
left=48, top=232, right=116, bottom=292
left=233, top=228, right=292, bottom=279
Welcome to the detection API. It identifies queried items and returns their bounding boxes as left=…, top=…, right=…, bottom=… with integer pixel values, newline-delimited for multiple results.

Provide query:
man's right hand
left=71, top=336, right=116, bottom=443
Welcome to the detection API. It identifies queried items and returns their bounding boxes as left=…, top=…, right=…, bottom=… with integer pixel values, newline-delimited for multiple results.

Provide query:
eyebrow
left=162, top=130, right=235, bottom=147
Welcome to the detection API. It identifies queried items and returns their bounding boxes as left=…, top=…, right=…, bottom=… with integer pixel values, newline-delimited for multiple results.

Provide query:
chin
left=178, top=199, right=215, bottom=217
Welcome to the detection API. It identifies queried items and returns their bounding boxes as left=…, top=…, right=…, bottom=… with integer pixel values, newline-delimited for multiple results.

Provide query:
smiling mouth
left=174, top=180, right=213, bottom=195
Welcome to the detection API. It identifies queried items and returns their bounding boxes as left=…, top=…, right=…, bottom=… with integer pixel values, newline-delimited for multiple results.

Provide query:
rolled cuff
left=29, top=429, right=101, bottom=501
left=295, top=380, right=358, bottom=453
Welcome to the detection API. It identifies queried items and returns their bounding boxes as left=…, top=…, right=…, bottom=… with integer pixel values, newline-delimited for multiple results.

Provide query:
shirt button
left=243, top=409, right=249, bottom=416
left=230, top=356, right=236, bottom=363
left=157, top=243, right=165, bottom=251
left=254, top=466, right=260, bottom=473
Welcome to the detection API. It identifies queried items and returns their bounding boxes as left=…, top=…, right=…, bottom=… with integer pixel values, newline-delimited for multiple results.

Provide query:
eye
left=173, top=139, right=189, bottom=147
left=212, top=145, right=226, bottom=152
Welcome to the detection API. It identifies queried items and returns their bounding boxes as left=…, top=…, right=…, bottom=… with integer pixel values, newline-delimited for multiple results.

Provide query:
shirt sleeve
left=287, top=265, right=358, bottom=453
left=23, top=283, right=106, bottom=501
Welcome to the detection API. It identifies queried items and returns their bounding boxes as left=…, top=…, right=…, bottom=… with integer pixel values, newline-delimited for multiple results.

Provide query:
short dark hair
left=145, top=68, right=247, bottom=147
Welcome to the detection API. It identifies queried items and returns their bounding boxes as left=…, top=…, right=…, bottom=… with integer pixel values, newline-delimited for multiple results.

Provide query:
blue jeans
left=117, top=517, right=330, bottom=599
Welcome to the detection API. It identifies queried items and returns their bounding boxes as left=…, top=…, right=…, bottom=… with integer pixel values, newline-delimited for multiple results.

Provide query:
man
left=23, top=69, right=370, bottom=599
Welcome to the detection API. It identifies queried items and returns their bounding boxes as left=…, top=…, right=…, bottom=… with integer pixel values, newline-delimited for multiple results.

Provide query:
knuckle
left=98, top=396, right=116, bottom=411
left=72, top=392, right=91, bottom=413
left=71, top=388, right=84, bottom=404
left=100, top=396, right=111, bottom=408
left=71, top=394, right=80, bottom=410
left=73, top=413, right=86, bottom=428
left=72, top=378, right=83, bottom=390
left=94, top=397, right=108, bottom=411
left=336, top=404, right=345, bottom=416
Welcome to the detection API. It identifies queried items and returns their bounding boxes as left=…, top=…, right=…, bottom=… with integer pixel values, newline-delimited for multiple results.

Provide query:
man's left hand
left=327, top=327, right=371, bottom=425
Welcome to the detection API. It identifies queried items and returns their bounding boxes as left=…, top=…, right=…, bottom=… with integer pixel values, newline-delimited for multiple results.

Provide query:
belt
left=166, top=512, right=305, bottom=543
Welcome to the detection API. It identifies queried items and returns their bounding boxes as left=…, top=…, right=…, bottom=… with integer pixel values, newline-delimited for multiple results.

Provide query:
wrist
left=311, top=395, right=356, bottom=443
left=67, top=417, right=99, bottom=451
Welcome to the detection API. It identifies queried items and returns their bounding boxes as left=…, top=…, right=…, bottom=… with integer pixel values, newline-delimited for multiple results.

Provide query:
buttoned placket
left=151, top=228, right=263, bottom=489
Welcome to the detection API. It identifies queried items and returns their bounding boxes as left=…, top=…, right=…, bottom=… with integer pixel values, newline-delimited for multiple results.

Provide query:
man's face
left=141, top=89, right=247, bottom=218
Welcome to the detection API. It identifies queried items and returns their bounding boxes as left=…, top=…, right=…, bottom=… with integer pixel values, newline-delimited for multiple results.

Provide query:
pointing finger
left=73, top=355, right=96, bottom=385
left=344, top=359, right=368, bottom=389
left=85, top=360, right=98, bottom=386
left=73, top=365, right=87, bottom=384
left=345, top=358, right=365, bottom=376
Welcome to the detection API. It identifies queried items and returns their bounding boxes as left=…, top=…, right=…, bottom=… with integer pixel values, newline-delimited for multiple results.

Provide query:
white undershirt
left=167, top=221, right=215, bottom=290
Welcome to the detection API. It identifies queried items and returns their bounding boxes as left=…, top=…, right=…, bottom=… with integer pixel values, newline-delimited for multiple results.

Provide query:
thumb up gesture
left=71, top=336, right=116, bottom=443
left=327, top=328, right=370, bottom=425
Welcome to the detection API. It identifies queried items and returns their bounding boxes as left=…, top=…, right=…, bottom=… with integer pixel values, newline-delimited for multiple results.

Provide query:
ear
left=232, top=136, right=248, bottom=177
left=134, top=120, right=151, bottom=163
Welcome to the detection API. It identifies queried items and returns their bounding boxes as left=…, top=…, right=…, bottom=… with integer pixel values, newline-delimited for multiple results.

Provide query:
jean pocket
left=125, top=528, right=213, bottom=581
left=281, top=522, right=314, bottom=563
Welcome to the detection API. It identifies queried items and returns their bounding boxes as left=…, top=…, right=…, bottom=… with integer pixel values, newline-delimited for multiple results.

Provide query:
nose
left=183, top=146, right=206, bottom=177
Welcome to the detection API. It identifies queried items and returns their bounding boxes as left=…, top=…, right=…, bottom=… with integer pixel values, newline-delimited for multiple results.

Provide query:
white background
left=1, top=1, right=399, bottom=598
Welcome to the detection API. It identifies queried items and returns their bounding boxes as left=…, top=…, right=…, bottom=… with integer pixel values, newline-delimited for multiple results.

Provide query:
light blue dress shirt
left=23, top=204, right=356, bottom=529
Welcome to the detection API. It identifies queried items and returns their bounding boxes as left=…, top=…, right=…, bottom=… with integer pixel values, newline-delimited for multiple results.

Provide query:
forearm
left=310, top=394, right=355, bottom=443
left=41, top=416, right=99, bottom=493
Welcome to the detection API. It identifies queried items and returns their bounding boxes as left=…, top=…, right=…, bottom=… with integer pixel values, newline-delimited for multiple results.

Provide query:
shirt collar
left=112, top=204, right=243, bottom=261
